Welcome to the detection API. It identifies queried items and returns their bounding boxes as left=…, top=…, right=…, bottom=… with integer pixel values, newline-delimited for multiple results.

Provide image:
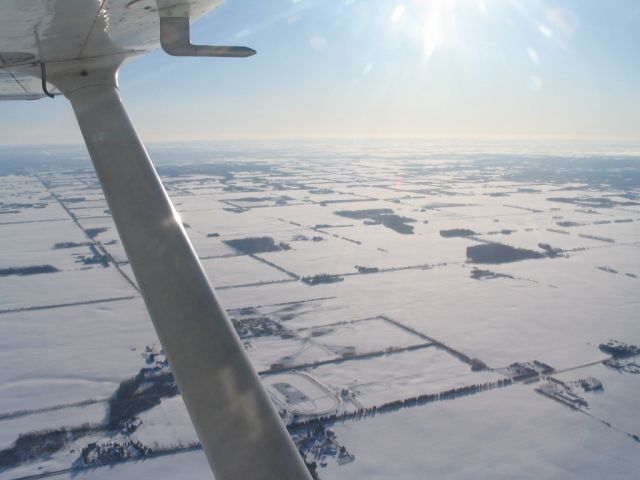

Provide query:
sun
left=388, top=0, right=503, bottom=59
left=389, top=0, right=463, bottom=59
left=421, top=0, right=458, bottom=58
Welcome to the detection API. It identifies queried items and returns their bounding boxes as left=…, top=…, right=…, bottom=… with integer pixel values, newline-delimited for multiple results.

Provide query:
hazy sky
left=1, top=0, right=639, bottom=144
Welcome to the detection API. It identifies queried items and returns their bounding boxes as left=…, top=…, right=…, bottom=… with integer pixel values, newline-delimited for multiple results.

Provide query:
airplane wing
left=0, top=0, right=221, bottom=70
left=0, top=1, right=311, bottom=479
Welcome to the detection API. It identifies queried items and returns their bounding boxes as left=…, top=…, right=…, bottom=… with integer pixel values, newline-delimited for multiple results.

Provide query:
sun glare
left=385, top=0, right=572, bottom=63
left=389, top=0, right=468, bottom=59
left=421, top=0, right=456, bottom=58
left=390, top=5, right=405, bottom=23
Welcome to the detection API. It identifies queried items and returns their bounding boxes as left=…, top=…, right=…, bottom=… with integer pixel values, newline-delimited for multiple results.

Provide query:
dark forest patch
left=440, top=228, right=476, bottom=238
left=335, top=209, right=415, bottom=235
left=0, top=265, right=59, bottom=276
left=467, top=243, right=545, bottom=264
left=224, top=236, right=291, bottom=254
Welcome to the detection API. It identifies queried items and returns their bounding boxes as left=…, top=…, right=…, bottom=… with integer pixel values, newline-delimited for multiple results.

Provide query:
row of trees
left=288, top=378, right=514, bottom=432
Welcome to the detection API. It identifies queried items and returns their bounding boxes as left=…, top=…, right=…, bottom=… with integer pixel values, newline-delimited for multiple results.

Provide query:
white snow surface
left=1, top=144, right=639, bottom=479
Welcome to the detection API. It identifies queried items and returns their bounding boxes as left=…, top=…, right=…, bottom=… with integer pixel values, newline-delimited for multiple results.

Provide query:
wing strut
left=48, top=60, right=312, bottom=480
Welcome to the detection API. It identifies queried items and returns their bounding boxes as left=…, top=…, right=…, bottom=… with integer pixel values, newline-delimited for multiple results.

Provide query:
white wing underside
left=0, top=0, right=222, bottom=100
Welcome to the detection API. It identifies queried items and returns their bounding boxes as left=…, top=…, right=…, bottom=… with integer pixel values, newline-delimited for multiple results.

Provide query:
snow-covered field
left=1, top=141, right=639, bottom=479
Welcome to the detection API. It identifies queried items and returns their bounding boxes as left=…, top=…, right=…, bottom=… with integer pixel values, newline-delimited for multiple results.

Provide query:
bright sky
left=1, top=0, right=639, bottom=144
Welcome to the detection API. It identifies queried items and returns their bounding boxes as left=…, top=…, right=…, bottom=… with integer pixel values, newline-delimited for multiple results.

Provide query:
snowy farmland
left=1, top=141, right=639, bottom=479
